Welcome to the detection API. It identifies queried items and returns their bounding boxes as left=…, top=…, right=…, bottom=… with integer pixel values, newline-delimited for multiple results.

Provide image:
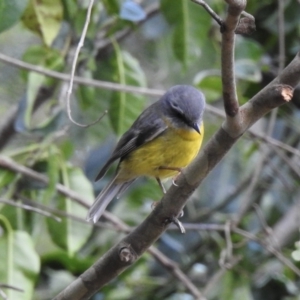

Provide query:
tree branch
left=1, top=53, right=299, bottom=158
left=0, top=53, right=164, bottom=97
left=53, top=50, right=298, bottom=299
left=221, top=0, right=246, bottom=121
left=66, top=0, right=96, bottom=127
left=0, top=155, right=205, bottom=299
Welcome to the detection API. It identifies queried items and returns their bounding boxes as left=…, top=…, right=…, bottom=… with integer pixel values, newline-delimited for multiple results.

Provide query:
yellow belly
left=117, top=123, right=204, bottom=181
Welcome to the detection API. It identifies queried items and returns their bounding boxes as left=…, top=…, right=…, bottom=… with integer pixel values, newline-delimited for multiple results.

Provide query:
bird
left=87, top=85, right=206, bottom=223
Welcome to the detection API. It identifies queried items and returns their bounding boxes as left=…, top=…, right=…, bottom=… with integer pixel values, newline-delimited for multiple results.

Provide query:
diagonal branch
left=53, top=50, right=298, bottom=299
left=0, top=155, right=205, bottom=299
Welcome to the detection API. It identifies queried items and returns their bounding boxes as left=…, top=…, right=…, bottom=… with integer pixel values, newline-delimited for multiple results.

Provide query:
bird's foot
left=170, top=215, right=185, bottom=234
left=159, top=166, right=182, bottom=187
left=156, top=177, right=166, bottom=194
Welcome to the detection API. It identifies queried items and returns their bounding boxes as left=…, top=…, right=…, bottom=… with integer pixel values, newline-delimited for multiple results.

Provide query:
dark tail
left=87, top=177, right=134, bottom=223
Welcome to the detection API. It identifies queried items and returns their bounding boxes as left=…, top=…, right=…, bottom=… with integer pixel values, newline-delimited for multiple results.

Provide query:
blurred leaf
left=232, top=284, right=252, bottom=300
left=77, top=70, right=96, bottom=110
left=30, top=104, right=64, bottom=133
left=22, top=0, right=63, bottom=46
left=47, top=166, right=93, bottom=255
left=22, top=45, right=64, bottom=80
left=205, top=270, right=253, bottom=300
left=17, top=46, right=64, bottom=131
left=0, top=0, right=29, bottom=33
left=109, top=43, right=146, bottom=136
left=262, top=1, right=300, bottom=34
left=14, top=96, right=28, bottom=133
left=160, top=0, right=212, bottom=69
left=193, top=70, right=222, bottom=102
left=16, top=80, right=62, bottom=133
left=25, top=72, right=46, bottom=129
left=235, top=59, right=262, bottom=82
left=59, top=140, right=74, bottom=160
left=236, top=36, right=264, bottom=61
left=61, top=0, right=78, bottom=21
left=103, top=0, right=119, bottom=15
left=120, top=0, right=146, bottom=22
left=0, top=169, right=15, bottom=190
left=292, top=241, right=300, bottom=261
left=42, top=250, right=93, bottom=273
left=0, top=216, right=40, bottom=300
left=42, top=145, right=60, bottom=205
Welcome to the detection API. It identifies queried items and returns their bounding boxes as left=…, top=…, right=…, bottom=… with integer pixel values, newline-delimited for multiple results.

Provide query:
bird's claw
left=171, top=216, right=186, bottom=234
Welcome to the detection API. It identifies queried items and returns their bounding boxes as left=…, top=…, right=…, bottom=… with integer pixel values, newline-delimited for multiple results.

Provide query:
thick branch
left=0, top=155, right=204, bottom=299
left=221, top=0, right=246, bottom=120
left=53, top=52, right=299, bottom=299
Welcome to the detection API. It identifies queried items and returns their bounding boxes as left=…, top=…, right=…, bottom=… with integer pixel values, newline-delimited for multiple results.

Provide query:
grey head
left=160, top=85, right=206, bottom=133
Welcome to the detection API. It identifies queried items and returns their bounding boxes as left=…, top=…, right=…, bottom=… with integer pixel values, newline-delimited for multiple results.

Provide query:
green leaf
left=109, top=42, right=146, bottom=136
left=61, top=0, right=78, bottom=21
left=194, top=70, right=222, bottom=102
left=0, top=169, right=15, bottom=190
left=236, top=36, right=264, bottom=61
left=25, top=72, right=46, bottom=129
left=102, top=0, right=119, bottom=15
left=20, top=46, right=63, bottom=130
left=0, top=216, right=40, bottom=300
left=77, top=70, right=96, bottom=110
left=22, top=0, right=63, bottom=46
left=22, top=45, right=64, bottom=80
left=41, top=145, right=60, bottom=205
left=47, top=166, right=93, bottom=255
left=235, top=59, right=262, bottom=82
left=161, top=0, right=212, bottom=69
left=0, top=0, right=29, bottom=33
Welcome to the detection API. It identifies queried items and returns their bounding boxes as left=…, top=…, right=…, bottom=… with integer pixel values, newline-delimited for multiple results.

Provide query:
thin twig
left=66, top=0, right=96, bottom=127
left=0, top=52, right=164, bottom=97
left=248, top=130, right=300, bottom=158
left=233, top=227, right=300, bottom=276
left=253, top=203, right=272, bottom=234
left=234, top=146, right=266, bottom=225
left=253, top=203, right=280, bottom=249
left=0, top=198, right=61, bottom=222
left=149, top=247, right=206, bottom=300
left=272, top=146, right=300, bottom=177
left=15, top=194, right=117, bottom=230
left=191, top=0, right=223, bottom=26
left=264, top=153, right=292, bottom=191
left=0, top=284, right=24, bottom=293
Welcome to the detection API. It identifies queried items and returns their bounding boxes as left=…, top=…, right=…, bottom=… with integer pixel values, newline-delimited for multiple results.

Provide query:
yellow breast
left=117, top=122, right=204, bottom=181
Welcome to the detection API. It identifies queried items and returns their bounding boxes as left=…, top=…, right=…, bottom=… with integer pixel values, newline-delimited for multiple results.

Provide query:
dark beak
left=192, top=122, right=201, bottom=134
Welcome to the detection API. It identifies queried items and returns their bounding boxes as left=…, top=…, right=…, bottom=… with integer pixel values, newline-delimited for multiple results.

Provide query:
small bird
left=87, top=85, right=206, bottom=223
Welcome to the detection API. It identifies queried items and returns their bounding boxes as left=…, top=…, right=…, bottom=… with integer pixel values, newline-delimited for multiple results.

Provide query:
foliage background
left=0, top=0, right=300, bottom=299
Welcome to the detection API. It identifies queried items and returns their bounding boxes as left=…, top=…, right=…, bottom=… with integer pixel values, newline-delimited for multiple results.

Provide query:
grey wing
left=95, top=103, right=167, bottom=181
